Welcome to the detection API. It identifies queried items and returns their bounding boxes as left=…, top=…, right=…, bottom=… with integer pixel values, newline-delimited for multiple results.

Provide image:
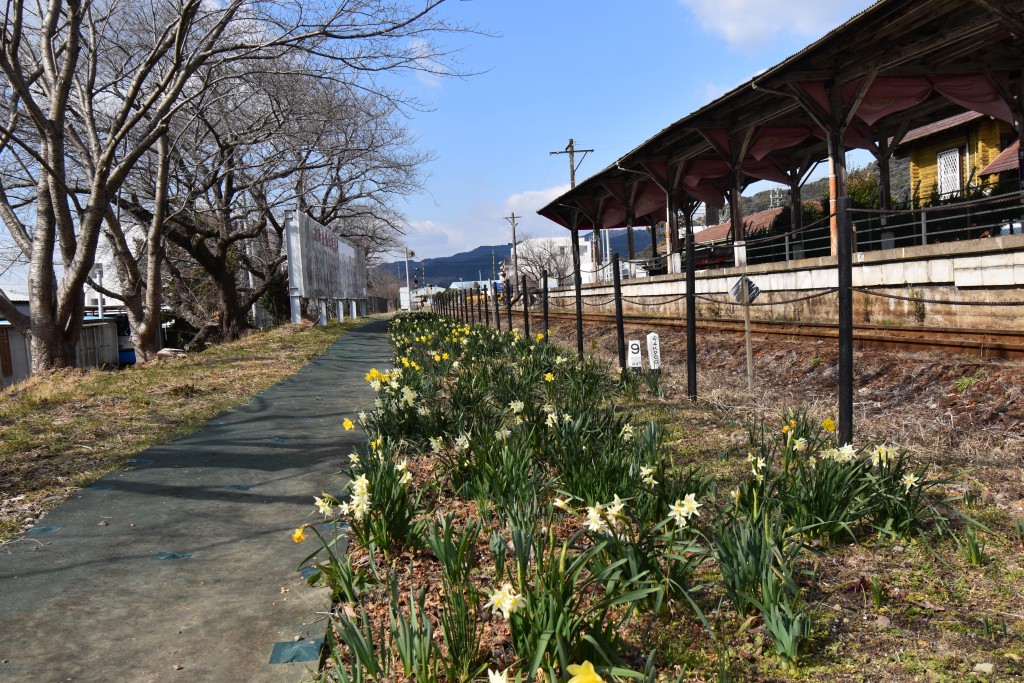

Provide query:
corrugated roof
left=899, top=111, right=985, bottom=145
left=980, top=140, right=1020, bottom=177
left=695, top=207, right=785, bottom=244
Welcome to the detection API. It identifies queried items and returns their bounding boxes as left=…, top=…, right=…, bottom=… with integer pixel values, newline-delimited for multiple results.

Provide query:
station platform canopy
left=538, top=0, right=1024, bottom=235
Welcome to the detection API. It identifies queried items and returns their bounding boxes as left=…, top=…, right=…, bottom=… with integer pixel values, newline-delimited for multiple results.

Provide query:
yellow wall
left=907, top=119, right=1011, bottom=201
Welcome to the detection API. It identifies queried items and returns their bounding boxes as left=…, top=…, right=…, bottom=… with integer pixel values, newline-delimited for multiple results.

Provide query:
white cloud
left=408, top=38, right=443, bottom=89
left=677, top=0, right=873, bottom=51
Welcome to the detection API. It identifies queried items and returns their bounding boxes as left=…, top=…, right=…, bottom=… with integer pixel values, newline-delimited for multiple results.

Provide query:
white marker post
left=646, top=333, right=661, bottom=370
left=627, top=339, right=643, bottom=369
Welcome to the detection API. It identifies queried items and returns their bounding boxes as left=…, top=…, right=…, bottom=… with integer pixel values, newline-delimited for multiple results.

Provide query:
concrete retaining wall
left=549, top=233, right=1024, bottom=330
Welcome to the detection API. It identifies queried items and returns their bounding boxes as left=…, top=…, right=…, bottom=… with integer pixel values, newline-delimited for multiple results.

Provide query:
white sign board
left=646, top=333, right=661, bottom=370
left=627, top=339, right=643, bottom=368
left=285, top=209, right=367, bottom=301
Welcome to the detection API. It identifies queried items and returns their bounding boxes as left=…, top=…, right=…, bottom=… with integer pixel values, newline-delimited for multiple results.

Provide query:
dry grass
left=543, top=317, right=1024, bottom=680
left=0, top=319, right=365, bottom=541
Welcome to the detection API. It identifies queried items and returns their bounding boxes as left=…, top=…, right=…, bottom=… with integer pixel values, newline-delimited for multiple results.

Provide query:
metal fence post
left=495, top=287, right=502, bottom=332
left=521, top=276, right=531, bottom=338
left=685, top=221, right=698, bottom=401
left=542, top=268, right=549, bottom=340
left=612, top=253, right=625, bottom=371
left=505, top=279, right=513, bottom=330
left=837, top=196, right=854, bottom=445
left=483, top=286, right=491, bottom=326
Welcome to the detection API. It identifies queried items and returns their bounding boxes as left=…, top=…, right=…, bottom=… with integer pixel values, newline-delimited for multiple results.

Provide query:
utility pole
left=549, top=138, right=593, bottom=189
left=505, top=212, right=521, bottom=281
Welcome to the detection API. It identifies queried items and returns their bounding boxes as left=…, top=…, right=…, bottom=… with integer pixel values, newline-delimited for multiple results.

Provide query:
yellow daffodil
left=567, top=661, right=605, bottom=683
left=544, top=372, right=554, bottom=382
left=822, top=417, right=836, bottom=432
left=292, top=526, right=306, bottom=543
left=343, top=418, right=355, bottom=431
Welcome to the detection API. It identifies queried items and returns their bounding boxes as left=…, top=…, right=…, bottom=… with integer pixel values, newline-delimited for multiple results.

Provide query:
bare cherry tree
left=0, top=0, right=469, bottom=369
left=513, top=233, right=574, bottom=287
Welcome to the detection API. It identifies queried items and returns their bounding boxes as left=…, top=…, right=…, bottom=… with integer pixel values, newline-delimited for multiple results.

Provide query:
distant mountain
left=377, top=244, right=508, bottom=288
left=377, top=230, right=654, bottom=287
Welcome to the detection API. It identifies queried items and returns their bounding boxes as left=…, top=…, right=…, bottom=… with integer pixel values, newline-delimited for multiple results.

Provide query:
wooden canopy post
left=626, top=204, right=636, bottom=261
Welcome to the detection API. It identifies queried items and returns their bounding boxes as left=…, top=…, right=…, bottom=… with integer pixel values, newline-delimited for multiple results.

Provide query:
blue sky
left=394, top=0, right=875, bottom=259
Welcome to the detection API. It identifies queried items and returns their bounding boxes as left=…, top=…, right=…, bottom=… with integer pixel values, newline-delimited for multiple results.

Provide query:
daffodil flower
left=292, top=526, right=306, bottom=543
left=343, top=418, right=355, bottom=431
left=488, top=669, right=509, bottom=683
left=567, top=660, right=606, bottom=683
left=314, top=494, right=334, bottom=516
left=901, top=472, right=920, bottom=491
left=585, top=504, right=610, bottom=533
left=485, top=583, right=524, bottom=619
left=680, top=493, right=701, bottom=518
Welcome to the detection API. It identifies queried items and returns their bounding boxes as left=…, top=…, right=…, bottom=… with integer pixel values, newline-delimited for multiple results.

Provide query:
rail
left=542, top=310, right=1024, bottom=360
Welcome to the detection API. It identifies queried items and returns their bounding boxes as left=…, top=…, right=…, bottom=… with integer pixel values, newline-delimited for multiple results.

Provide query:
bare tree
left=0, top=0, right=470, bottom=370
left=112, top=68, right=428, bottom=347
left=513, top=233, right=574, bottom=287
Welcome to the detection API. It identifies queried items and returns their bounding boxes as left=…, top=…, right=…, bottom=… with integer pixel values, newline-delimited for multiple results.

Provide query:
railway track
left=542, top=311, right=1024, bottom=360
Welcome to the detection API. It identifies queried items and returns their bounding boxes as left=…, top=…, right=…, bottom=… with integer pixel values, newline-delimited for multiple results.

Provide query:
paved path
left=0, top=319, right=391, bottom=683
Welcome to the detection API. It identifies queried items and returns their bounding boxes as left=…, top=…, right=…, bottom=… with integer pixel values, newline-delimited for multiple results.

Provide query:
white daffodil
left=639, top=466, right=657, bottom=486
left=314, top=494, right=334, bottom=517
left=495, top=427, right=511, bottom=441
left=585, top=504, right=609, bottom=533
left=605, top=495, right=625, bottom=523
left=794, top=437, right=808, bottom=452
left=679, top=493, right=701, bottom=518
left=429, top=436, right=444, bottom=453
left=509, top=400, right=525, bottom=414
left=485, top=583, right=524, bottom=620
left=901, top=472, right=920, bottom=491
left=620, top=424, right=634, bottom=442
left=488, top=669, right=509, bottom=683
left=454, top=434, right=470, bottom=452
left=668, top=501, right=689, bottom=529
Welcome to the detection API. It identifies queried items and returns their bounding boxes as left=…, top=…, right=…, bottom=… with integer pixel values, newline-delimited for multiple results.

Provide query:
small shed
left=0, top=319, right=119, bottom=389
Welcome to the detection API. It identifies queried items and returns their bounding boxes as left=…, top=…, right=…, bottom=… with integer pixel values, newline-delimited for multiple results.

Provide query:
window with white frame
left=937, top=148, right=961, bottom=198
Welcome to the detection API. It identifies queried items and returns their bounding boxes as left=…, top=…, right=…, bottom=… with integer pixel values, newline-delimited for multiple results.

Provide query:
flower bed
left=292, top=312, right=1009, bottom=682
